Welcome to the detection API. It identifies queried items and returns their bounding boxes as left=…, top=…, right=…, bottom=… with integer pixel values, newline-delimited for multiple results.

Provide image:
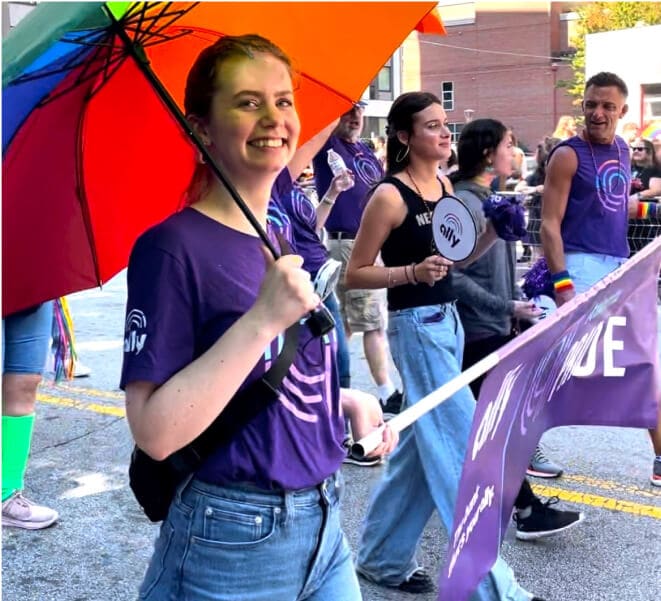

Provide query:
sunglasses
left=631, top=146, right=647, bottom=152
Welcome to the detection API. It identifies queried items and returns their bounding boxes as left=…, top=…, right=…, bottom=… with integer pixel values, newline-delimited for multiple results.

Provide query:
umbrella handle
left=109, top=11, right=334, bottom=337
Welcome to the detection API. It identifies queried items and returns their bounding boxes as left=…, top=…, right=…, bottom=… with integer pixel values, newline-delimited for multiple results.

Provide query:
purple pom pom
left=482, top=194, right=527, bottom=241
left=522, top=257, right=554, bottom=299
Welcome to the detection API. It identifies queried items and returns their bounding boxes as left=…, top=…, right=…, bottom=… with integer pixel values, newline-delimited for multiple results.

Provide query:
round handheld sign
left=431, top=195, right=478, bottom=261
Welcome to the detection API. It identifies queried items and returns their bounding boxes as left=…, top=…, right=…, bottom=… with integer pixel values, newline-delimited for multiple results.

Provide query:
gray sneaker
left=526, top=445, right=563, bottom=479
left=651, top=457, right=661, bottom=487
left=2, top=492, right=59, bottom=530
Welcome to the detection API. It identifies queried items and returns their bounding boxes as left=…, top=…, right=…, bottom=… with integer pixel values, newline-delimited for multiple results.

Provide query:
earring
left=485, top=161, right=494, bottom=174
left=395, top=145, right=410, bottom=163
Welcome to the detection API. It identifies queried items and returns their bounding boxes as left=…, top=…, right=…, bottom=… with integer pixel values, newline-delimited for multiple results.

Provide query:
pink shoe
left=2, top=492, right=59, bottom=530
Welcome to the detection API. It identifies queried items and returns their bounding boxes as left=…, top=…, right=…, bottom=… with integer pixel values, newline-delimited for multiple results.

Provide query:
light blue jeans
left=324, top=292, right=351, bottom=388
left=357, top=304, right=532, bottom=601
left=139, top=472, right=360, bottom=601
left=565, top=251, right=627, bottom=294
left=2, top=302, right=53, bottom=375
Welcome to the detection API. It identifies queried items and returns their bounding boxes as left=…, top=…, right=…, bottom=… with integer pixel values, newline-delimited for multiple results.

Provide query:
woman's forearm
left=127, top=309, right=278, bottom=460
left=345, top=263, right=417, bottom=290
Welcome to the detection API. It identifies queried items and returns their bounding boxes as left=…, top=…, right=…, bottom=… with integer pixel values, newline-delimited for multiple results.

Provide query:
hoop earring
left=395, top=145, right=410, bottom=163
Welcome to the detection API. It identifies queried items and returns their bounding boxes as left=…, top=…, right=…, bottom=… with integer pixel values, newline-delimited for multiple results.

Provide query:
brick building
left=406, top=1, right=581, bottom=151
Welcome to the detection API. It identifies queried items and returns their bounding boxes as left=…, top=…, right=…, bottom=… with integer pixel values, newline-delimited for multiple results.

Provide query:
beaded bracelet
left=636, top=201, right=659, bottom=220
left=551, top=270, right=574, bottom=294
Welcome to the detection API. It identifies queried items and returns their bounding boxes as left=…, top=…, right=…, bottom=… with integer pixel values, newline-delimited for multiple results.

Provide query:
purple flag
left=438, top=238, right=661, bottom=601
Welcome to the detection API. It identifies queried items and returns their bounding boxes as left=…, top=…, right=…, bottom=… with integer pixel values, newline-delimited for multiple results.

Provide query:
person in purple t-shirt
left=272, top=169, right=352, bottom=387
left=313, top=104, right=404, bottom=419
left=541, top=71, right=661, bottom=488
left=120, top=35, right=397, bottom=600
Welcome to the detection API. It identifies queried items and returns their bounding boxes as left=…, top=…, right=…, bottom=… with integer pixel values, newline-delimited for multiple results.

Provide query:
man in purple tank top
left=541, top=71, right=661, bottom=488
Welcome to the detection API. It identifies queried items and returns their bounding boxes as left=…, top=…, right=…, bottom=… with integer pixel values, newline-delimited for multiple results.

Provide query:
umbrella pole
left=108, top=13, right=334, bottom=337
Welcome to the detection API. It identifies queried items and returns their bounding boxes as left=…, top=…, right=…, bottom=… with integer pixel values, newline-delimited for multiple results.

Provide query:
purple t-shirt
left=312, top=135, right=384, bottom=235
left=120, top=208, right=345, bottom=490
left=272, top=170, right=328, bottom=278
left=551, top=135, right=630, bottom=258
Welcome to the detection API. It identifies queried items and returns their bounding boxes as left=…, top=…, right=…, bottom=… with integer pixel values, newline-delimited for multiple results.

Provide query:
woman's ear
left=187, top=114, right=212, bottom=147
left=396, top=131, right=410, bottom=146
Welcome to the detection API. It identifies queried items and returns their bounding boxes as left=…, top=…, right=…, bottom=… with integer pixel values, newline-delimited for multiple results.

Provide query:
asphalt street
left=1, top=271, right=660, bottom=601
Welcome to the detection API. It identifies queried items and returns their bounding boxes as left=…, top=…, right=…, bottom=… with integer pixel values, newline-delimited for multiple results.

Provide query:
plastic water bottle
left=326, top=149, right=354, bottom=192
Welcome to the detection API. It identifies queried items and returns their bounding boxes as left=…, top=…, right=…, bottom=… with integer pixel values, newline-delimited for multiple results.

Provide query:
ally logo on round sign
left=431, top=195, right=478, bottom=262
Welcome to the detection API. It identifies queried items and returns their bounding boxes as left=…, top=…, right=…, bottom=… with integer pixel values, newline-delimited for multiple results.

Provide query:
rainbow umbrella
left=2, top=1, right=444, bottom=316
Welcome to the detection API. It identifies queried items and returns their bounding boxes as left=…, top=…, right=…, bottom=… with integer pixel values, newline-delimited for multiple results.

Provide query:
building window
left=643, top=84, right=661, bottom=121
left=441, top=81, right=454, bottom=111
left=369, top=58, right=394, bottom=101
left=447, top=122, right=464, bottom=143
left=364, top=117, right=388, bottom=139
left=435, top=1, right=476, bottom=27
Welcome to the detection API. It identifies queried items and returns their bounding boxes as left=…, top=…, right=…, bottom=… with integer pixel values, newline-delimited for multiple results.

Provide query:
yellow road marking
left=561, top=473, right=659, bottom=499
left=37, top=393, right=125, bottom=418
left=37, top=389, right=661, bottom=520
left=40, top=383, right=123, bottom=400
left=531, top=484, right=661, bottom=520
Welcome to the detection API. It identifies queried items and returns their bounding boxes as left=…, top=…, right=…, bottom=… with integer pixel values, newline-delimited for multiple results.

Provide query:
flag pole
left=352, top=352, right=500, bottom=457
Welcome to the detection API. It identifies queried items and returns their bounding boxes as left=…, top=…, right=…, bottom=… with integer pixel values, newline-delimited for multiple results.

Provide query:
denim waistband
left=182, top=471, right=343, bottom=509
left=389, top=301, right=456, bottom=316
left=565, top=251, right=627, bottom=264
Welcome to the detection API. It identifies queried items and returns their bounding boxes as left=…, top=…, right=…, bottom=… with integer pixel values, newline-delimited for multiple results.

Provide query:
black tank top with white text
left=380, top=176, right=456, bottom=311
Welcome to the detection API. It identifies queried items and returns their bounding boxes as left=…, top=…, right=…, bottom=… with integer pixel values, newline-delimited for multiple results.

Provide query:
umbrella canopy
left=2, top=1, right=443, bottom=317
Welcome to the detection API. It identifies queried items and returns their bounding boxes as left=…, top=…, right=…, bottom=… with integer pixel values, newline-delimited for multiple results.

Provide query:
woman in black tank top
left=344, top=93, right=544, bottom=600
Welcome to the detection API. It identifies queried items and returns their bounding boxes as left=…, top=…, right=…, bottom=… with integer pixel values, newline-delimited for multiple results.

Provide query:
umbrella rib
left=33, top=48, right=125, bottom=108
left=122, top=2, right=197, bottom=46
left=8, top=32, right=109, bottom=86
left=140, top=29, right=196, bottom=47
left=299, top=71, right=358, bottom=107
left=74, top=88, right=103, bottom=288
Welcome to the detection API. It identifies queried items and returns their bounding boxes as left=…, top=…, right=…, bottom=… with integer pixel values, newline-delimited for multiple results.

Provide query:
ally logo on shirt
left=124, top=309, right=147, bottom=355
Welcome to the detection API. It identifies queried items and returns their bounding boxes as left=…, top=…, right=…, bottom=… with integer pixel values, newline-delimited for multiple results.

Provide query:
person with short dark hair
left=541, top=70, right=661, bottom=488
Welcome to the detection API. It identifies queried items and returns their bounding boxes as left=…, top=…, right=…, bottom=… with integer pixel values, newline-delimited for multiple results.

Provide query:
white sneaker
left=2, top=492, right=59, bottom=530
left=73, top=361, right=92, bottom=378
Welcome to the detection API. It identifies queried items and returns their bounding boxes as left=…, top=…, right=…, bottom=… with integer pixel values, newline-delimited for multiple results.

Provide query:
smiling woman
left=119, top=34, right=396, bottom=601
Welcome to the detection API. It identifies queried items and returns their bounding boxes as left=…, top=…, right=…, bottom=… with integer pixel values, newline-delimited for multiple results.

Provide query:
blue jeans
left=2, top=302, right=53, bottom=375
left=565, top=252, right=627, bottom=294
left=139, top=472, right=360, bottom=601
left=357, top=304, right=532, bottom=601
left=325, top=292, right=351, bottom=388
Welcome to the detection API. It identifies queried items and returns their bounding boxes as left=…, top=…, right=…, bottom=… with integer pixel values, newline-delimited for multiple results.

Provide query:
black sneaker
left=397, top=568, right=435, bottom=594
left=514, top=496, right=584, bottom=541
left=381, top=390, right=403, bottom=419
left=357, top=566, right=435, bottom=594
